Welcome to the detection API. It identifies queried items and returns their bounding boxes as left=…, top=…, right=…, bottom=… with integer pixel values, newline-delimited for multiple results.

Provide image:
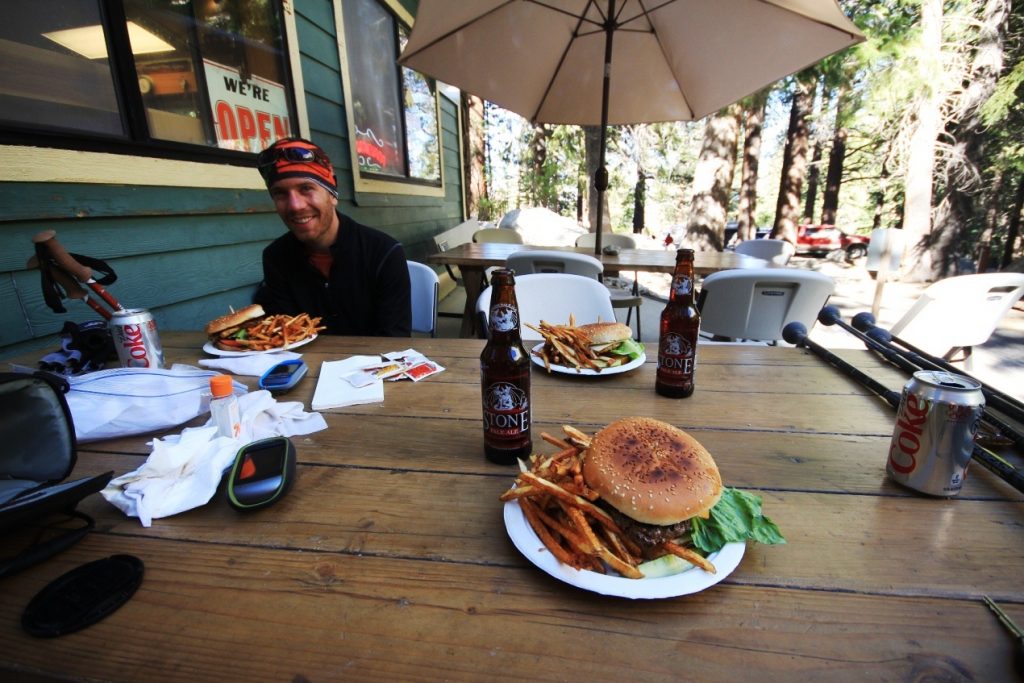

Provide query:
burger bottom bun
left=583, top=417, right=722, bottom=526
left=205, top=304, right=265, bottom=336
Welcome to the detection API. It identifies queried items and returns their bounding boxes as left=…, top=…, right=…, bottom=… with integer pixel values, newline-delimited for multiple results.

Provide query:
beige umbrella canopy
left=400, top=0, right=864, bottom=253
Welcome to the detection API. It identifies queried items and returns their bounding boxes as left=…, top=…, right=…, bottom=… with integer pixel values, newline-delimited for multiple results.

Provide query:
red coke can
left=109, top=308, right=165, bottom=369
left=886, top=371, right=984, bottom=497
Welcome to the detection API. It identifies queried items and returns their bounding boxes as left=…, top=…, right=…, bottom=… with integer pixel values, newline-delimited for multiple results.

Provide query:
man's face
left=269, top=177, right=339, bottom=249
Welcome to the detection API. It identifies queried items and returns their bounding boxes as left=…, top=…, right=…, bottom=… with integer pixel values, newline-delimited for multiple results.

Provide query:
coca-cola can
left=886, top=370, right=985, bottom=496
left=109, top=308, right=165, bottom=369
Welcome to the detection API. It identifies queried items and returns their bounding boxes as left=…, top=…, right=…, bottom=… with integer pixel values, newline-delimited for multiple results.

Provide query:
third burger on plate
left=531, top=320, right=644, bottom=371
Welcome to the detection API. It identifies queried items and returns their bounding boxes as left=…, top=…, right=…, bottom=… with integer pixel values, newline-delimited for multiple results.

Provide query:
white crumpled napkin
left=101, top=389, right=327, bottom=527
left=198, top=351, right=302, bottom=377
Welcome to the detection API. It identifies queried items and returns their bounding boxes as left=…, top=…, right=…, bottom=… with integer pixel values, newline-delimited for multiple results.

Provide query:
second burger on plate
left=205, top=305, right=323, bottom=351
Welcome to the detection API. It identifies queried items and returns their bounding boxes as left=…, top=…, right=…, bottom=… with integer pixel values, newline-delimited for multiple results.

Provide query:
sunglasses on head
left=257, top=145, right=331, bottom=178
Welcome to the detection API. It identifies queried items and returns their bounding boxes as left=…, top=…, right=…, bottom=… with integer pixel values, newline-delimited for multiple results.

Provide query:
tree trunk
left=685, top=104, right=742, bottom=251
left=461, top=93, right=488, bottom=219
left=584, top=125, right=610, bottom=231
left=1001, top=173, right=1024, bottom=270
left=976, top=167, right=1004, bottom=273
left=901, top=0, right=943, bottom=282
left=526, top=123, right=552, bottom=208
left=820, top=90, right=848, bottom=226
left=929, top=0, right=1010, bottom=277
left=736, top=93, right=767, bottom=242
left=632, top=171, right=646, bottom=234
left=804, top=140, right=822, bottom=224
left=771, top=78, right=813, bottom=245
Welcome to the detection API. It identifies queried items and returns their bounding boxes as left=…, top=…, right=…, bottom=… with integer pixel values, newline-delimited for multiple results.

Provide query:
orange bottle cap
left=209, top=374, right=234, bottom=398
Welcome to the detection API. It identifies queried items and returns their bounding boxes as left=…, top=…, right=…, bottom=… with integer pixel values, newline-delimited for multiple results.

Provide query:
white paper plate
left=530, top=342, right=646, bottom=376
left=504, top=499, right=745, bottom=599
left=202, top=335, right=317, bottom=357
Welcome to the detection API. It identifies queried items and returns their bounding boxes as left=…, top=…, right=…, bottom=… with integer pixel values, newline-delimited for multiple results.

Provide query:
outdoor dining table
left=2, top=332, right=1022, bottom=681
left=427, top=243, right=769, bottom=337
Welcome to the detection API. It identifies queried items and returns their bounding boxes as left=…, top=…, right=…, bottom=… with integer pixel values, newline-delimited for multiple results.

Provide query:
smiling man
left=254, top=137, right=411, bottom=336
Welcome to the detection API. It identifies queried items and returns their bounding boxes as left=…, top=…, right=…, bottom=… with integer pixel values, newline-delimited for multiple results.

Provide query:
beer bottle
left=656, top=249, right=700, bottom=398
left=480, top=268, right=533, bottom=464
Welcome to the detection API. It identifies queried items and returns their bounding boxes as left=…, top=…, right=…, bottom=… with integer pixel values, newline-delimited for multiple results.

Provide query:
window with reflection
left=0, top=0, right=296, bottom=157
left=341, top=0, right=441, bottom=186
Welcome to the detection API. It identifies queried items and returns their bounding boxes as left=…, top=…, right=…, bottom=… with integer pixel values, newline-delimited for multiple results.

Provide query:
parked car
left=720, top=222, right=770, bottom=248
left=796, top=224, right=869, bottom=260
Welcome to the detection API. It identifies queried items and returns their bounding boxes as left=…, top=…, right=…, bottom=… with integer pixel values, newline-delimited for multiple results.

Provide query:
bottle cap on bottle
left=210, top=374, right=233, bottom=398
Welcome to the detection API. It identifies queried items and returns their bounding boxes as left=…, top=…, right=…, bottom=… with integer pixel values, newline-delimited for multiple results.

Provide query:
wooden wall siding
left=0, top=3, right=463, bottom=361
left=0, top=0, right=461, bottom=361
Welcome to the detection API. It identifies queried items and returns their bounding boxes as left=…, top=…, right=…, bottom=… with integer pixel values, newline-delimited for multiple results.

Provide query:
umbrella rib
left=397, top=0, right=517, bottom=62
left=527, top=0, right=604, bottom=29
left=615, top=0, right=677, bottom=28
left=528, top=0, right=595, bottom=123
left=754, top=0, right=862, bottom=40
left=637, top=0, right=694, bottom=120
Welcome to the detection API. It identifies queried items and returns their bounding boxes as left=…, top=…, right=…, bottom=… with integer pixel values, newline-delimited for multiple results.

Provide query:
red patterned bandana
left=257, top=138, right=338, bottom=197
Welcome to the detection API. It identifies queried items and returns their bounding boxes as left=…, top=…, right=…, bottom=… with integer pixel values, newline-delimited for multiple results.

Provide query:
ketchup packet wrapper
left=403, top=360, right=443, bottom=381
left=341, top=350, right=445, bottom=387
left=342, top=362, right=408, bottom=388
left=382, top=349, right=445, bottom=382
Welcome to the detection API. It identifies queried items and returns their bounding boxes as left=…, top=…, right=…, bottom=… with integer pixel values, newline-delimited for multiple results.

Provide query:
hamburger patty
left=600, top=501, right=691, bottom=549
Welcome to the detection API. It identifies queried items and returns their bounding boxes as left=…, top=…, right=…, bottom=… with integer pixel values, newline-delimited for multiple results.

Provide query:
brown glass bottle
left=480, top=269, right=533, bottom=464
left=656, top=249, right=700, bottom=398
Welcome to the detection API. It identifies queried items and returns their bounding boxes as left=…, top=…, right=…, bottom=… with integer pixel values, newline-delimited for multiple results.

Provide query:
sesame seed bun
left=205, top=304, right=265, bottom=337
left=582, top=417, right=722, bottom=525
left=577, top=321, right=632, bottom=346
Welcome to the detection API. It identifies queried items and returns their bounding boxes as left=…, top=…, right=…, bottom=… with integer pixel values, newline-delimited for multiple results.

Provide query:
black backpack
left=0, top=371, right=112, bottom=578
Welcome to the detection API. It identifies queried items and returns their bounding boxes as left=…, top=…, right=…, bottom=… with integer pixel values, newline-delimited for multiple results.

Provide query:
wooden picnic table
left=1, top=332, right=1022, bottom=681
left=427, top=243, right=768, bottom=337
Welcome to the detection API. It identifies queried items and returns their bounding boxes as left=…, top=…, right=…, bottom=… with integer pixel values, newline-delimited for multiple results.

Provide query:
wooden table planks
left=2, top=333, right=1022, bottom=682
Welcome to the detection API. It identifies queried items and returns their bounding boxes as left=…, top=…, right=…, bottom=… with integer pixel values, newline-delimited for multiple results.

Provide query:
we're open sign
left=205, top=60, right=290, bottom=153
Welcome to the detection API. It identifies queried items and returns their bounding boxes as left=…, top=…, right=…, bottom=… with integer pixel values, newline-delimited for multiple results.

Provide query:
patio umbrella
left=399, top=0, right=864, bottom=254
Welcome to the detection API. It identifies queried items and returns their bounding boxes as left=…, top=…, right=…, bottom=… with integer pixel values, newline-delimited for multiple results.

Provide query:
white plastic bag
left=102, top=390, right=328, bottom=526
left=65, top=364, right=246, bottom=442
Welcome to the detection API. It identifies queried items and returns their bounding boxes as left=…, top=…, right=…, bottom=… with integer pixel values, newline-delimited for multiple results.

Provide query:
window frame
left=335, top=0, right=445, bottom=198
left=0, top=0, right=309, bottom=189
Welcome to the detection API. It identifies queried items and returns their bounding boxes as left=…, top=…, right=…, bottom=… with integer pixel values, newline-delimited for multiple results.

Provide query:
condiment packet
left=381, top=349, right=445, bottom=382
left=342, top=350, right=446, bottom=386
left=342, top=362, right=409, bottom=388
left=404, top=360, right=443, bottom=381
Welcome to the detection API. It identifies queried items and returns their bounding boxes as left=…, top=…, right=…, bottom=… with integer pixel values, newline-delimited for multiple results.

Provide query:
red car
left=796, top=224, right=869, bottom=260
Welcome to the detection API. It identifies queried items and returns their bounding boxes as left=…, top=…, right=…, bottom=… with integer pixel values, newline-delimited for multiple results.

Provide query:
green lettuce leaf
left=608, top=338, right=645, bottom=360
left=689, top=488, right=785, bottom=554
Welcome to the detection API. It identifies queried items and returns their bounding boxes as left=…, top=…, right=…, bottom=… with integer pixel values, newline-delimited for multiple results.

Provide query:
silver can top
left=912, top=370, right=982, bottom=392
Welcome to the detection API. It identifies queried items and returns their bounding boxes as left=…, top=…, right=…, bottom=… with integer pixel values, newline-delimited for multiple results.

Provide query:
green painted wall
left=0, top=0, right=461, bottom=361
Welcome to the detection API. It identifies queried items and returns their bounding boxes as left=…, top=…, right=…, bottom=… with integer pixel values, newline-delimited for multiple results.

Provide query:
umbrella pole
left=593, top=0, right=616, bottom=256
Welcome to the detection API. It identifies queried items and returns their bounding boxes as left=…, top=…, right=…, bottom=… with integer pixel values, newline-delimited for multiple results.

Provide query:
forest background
left=456, top=0, right=1024, bottom=282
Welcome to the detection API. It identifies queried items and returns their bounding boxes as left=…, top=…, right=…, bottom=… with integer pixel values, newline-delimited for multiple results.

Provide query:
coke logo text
left=888, top=393, right=928, bottom=474
left=118, top=324, right=152, bottom=368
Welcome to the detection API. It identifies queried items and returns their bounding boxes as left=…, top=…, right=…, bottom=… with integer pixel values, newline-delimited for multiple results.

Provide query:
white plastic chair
left=407, top=261, right=439, bottom=337
left=506, top=249, right=642, bottom=340
left=476, top=273, right=615, bottom=341
left=472, top=228, right=524, bottom=244
left=734, top=238, right=795, bottom=266
left=698, top=268, right=834, bottom=343
left=574, top=232, right=637, bottom=250
left=889, top=272, right=1024, bottom=367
